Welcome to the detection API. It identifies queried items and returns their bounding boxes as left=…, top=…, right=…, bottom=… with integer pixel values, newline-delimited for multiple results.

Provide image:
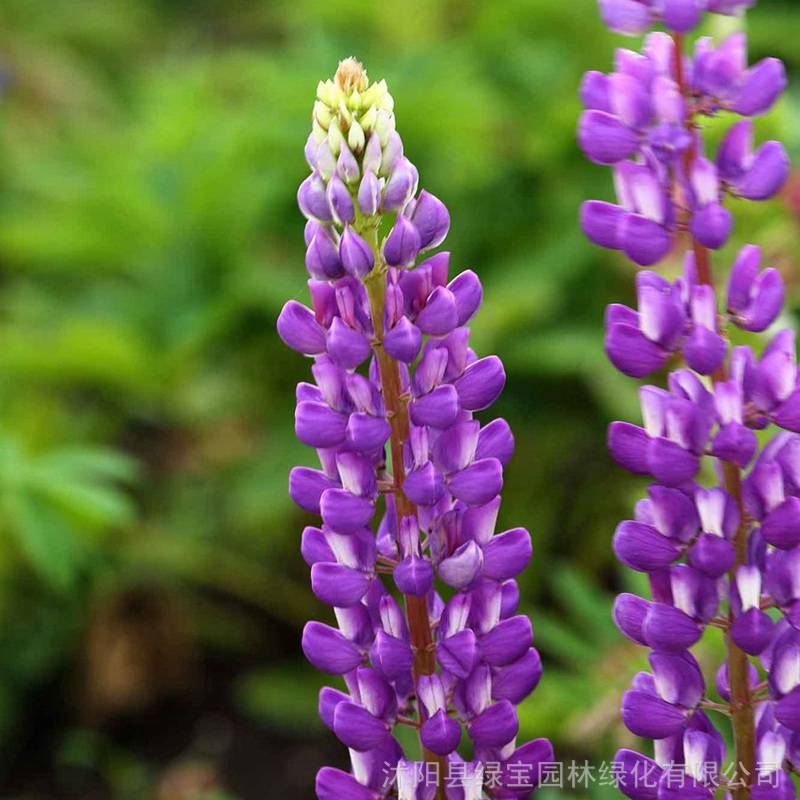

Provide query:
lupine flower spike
left=280, top=58, right=553, bottom=800
left=580, top=3, right=795, bottom=799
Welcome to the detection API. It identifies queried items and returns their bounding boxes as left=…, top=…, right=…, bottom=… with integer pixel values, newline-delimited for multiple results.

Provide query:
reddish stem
left=673, top=32, right=755, bottom=798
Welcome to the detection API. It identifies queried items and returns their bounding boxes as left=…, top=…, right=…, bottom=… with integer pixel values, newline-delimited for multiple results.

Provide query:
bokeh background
left=0, top=0, right=798, bottom=798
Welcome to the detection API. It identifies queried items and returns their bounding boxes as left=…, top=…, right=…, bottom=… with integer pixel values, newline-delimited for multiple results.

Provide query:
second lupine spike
left=580, top=2, right=799, bottom=798
left=279, top=58, right=552, bottom=799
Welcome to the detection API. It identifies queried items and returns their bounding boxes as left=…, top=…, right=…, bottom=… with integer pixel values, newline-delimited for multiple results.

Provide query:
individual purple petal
left=438, top=541, right=483, bottom=588
left=333, top=701, right=389, bottom=751
left=339, top=226, right=374, bottom=277
left=337, top=145, right=360, bottom=185
left=733, top=58, right=788, bottom=117
left=409, top=385, right=461, bottom=429
left=480, top=615, right=533, bottom=666
left=775, top=389, right=800, bottom=432
left=608, top=422, right=651, bottom=474
left=411, top=190, right=450, bottom=250
left=739, top=268, right=784, bottom=332
left=662, top=0, right=704, bottom=32
left=370, top=630, right=414, bottom=681
left=403, top=462, right=446, bottom=507
left=492, top=648, right=543, bottom=705
left=384, top=317, right=422, bottom=363
left=315, top=768, right=375, bottom=800
left=298, top=172, right=333, bottom=222
left=327, top=175, right=355, bottom=225
left=650, top=651, right=704, bottom=707
left=606, top=323, right=668, bottom=378
left=647, top=437, right=700, bottom=486
left=475, top=418, right=514, bottom=466
left=347, top=413, right=391, bottom=453
left=449, top=458, right=503, bottom=506
left=295, top=401, right=348, bottom=448
left=638, top=280, right=685, bottom=348
left=613, top=520, right=681, bottom=572
left=289, top=467, right=336, bottom=513
left=437, top=629, right=478, bottom=679
left=394, top=556, right=434, bottom=596
left=318, top=686, right=349, bottom=731
left=448, top=270, right=483, bottom=326
left=277, top=300, right=327, bottom=355
left=302, top=621, right=363, bottom=674
left=482, top=528, right=532, bottom=581
left=683, top=325, right=726, bottom=376
left=710, top=422, right=758, bottom=468
left=581, top=70, right=611, bottom=111
left=609, top=72, right=651, bottom=129
left=467, top=700, right=519, bottom=748
left=775, top=686, right=800, bottom=732
left=598, top=0, right=651, bottom=36
left=420, top=710, right=461, bottom=756
left=615, top=749, right=662, bottom=800
left=642, top=603, right=702, bottom=652
left=622, top=690, right=687, bottom=738
left=578, top=110, right=639, bottom=165
left=690, top=202, right=732, bottom=250
left=320, top=488, right=375, bottom=534
left=311, top=562, right=371, bottom=607
left=454, top=356, right=506, bottom=411
left=497, top=738, right=555, bottom=795
left=306, top=230, right=344, bottom=279
left=731, top=607, right=774, bottom=655
left=727, top=244, right=761, bottom=313
left=432, top=421, right=479, bottom=473
left=357, top=170, right=381, bottom=216
left=384, top=214, right=421, bottom=268
left=737, top=141, right=791, bottom=201
left=717, top=119, right=753, bottom=182
left=581, top=200, right=624, bottom=250
left=688, top=533, right=736, bottom=579
left=327, top=317, right=371, bottom=370
left=621, top=214, right=672, bottom=268
left=301, top=526, right=335, bottom=566
left=761, top=497, right=800, bottom=550
left=381, top=158, right=417, bottom=210
left=416, top=286, right=459, bottom=335
left=614, top=597, right=652, bottom=649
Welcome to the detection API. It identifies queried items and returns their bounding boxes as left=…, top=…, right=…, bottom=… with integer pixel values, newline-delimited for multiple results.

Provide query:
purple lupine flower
left=583, top=2, right=795, bottom=796
left=280, top=58, right=552, bottom=799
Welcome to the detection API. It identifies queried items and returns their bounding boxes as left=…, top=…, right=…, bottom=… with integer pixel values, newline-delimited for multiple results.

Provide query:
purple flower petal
left=302, top=621, right=363, bottom=674
left=311, top=562, right=371, bottom=607
left=622, top=689, right=686, bottom=738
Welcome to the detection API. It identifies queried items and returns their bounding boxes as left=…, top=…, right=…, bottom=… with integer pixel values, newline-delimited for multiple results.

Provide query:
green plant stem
left=673, top=33, right=755, bottom=798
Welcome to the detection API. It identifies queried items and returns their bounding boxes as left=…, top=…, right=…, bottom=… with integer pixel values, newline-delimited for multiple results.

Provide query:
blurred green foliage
left=0, top=0, right=798, bottom=796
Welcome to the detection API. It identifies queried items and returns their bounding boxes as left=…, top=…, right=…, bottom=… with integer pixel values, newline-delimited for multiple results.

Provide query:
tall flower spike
left=582, top=4, right=795, bottom=799
left=280, top=58, right=552, bottom=799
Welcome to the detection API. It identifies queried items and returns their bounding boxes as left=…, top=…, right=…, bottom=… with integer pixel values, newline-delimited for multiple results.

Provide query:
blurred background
left=0, top=0, right=798, bottom=797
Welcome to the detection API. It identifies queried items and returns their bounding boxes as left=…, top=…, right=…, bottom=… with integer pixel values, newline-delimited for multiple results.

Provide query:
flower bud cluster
left=279, top=58, right=552, bottom=799
left=582, top=3, right=799, bottom=797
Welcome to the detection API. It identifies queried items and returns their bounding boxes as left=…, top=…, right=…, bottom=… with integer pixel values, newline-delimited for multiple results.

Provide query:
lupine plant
left=277, top=59, right=553, bottom=799
left=580, top=2, right=797, bottom=799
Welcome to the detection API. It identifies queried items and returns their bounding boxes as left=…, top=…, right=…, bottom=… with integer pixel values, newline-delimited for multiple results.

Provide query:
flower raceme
left=278, top=59, right=552, bottom=799
left=581, top=2, right=799, bottom=798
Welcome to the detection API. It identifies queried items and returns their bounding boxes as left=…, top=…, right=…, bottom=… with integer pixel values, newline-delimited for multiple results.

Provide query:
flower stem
left=361, top=224, right=447, bottom=799
left=673, top=32, right=755, bottom=798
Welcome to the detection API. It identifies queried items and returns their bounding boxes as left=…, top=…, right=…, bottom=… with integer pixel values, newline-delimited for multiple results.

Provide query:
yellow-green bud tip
left=335, top=57, right=368, bottom=94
